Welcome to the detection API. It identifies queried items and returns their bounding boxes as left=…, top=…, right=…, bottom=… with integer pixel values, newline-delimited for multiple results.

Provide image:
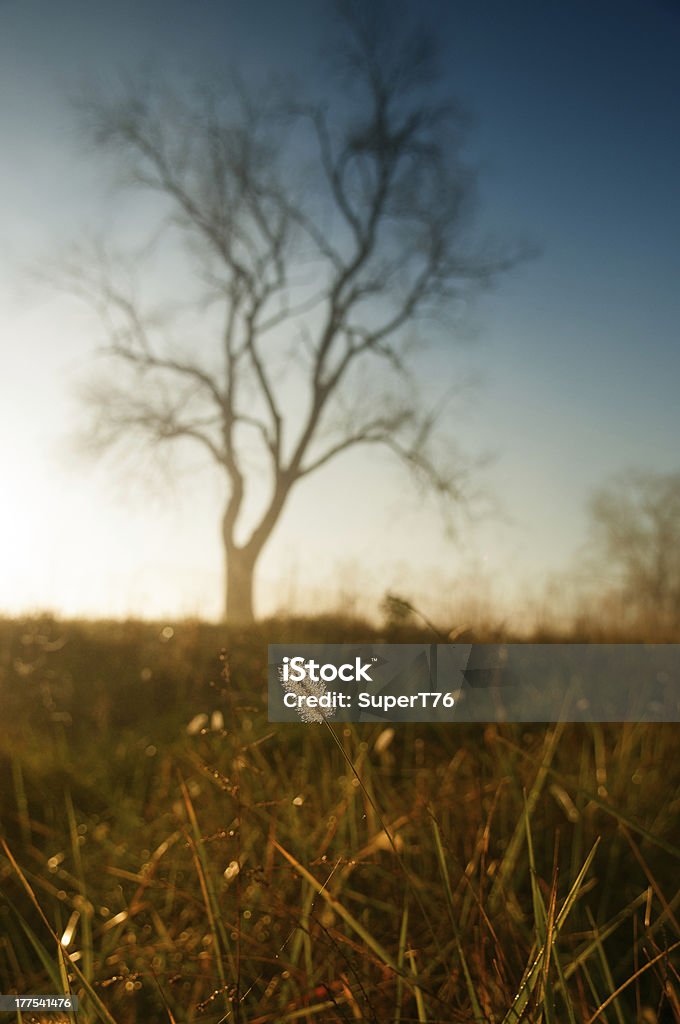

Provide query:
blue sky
left=1, top=0, right=679, bottom=622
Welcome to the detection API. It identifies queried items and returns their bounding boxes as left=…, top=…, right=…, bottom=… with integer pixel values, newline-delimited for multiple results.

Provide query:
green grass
left=0, top=615, right=679, bottom=1022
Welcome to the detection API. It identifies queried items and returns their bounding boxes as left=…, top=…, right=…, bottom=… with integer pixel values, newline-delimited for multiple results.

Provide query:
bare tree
left=586, top=469, right=680, bottom=630
left=62, top=7, right=520, bottom=622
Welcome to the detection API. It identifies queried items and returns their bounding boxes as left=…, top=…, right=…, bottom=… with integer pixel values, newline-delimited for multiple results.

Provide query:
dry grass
left=0, top=615, right=679, bottom=1022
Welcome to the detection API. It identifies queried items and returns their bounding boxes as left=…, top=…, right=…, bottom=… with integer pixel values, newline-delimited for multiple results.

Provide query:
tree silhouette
left=63, top=6, right=519, bottom=622
left=587, top=468, right=680, bottom=630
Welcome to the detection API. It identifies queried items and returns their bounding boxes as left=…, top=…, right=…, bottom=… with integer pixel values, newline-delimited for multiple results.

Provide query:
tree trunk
left=222, top=479, right=292, bottom=623
left=224, top=542, right=257, bottom=624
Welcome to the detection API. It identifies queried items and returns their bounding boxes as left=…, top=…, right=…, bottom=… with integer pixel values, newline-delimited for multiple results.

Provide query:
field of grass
left=0, top=615, right=679, bottom=1023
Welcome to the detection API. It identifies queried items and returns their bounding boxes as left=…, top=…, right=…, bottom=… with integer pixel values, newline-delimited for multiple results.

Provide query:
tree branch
left=296, top=410, right=415, bottom=477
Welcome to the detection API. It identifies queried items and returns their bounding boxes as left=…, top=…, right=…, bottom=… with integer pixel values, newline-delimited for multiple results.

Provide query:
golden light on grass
left=59, top=910, right=79, bottom=948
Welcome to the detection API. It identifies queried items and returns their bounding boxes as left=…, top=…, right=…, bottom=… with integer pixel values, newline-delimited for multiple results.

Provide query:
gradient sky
left=1, top=0, right=679, bottom=623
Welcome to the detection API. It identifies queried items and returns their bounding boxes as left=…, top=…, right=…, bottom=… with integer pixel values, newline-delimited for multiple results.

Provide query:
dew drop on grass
left=187, top=713, right=208, bottom=735
left=374, top=728, right=395, bottom=754
left=224, top=860, right=240, bottom=881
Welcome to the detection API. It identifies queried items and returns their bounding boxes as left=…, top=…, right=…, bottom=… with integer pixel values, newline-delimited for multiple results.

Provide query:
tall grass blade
left=585, top=907, right=626, bottom=1024
left=407, top=947, right=428, bottom=1023
left=275, top=839, right=412, bottom=982
left=394, top=901, right=409, bottom=1024
left=1, top=838, right=118, bottom=1024
left=430, top=813, right=484, bottom=1021
left=64, top=790, right=92, bottom=982
left=57, top=944, right=78, bottom=1023
left=500, top=837, right=601, bottom=1024
left=489, top=723, right=563, bottom=913
left=11, top=758, right=31, bottom=849
left=180, top=777, right=234, bottom=1016
left=583, top=941, right=680, bottom=1024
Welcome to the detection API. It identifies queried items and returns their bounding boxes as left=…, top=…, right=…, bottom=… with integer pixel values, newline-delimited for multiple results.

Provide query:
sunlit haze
left=2, top=0, right=680, bottom=623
